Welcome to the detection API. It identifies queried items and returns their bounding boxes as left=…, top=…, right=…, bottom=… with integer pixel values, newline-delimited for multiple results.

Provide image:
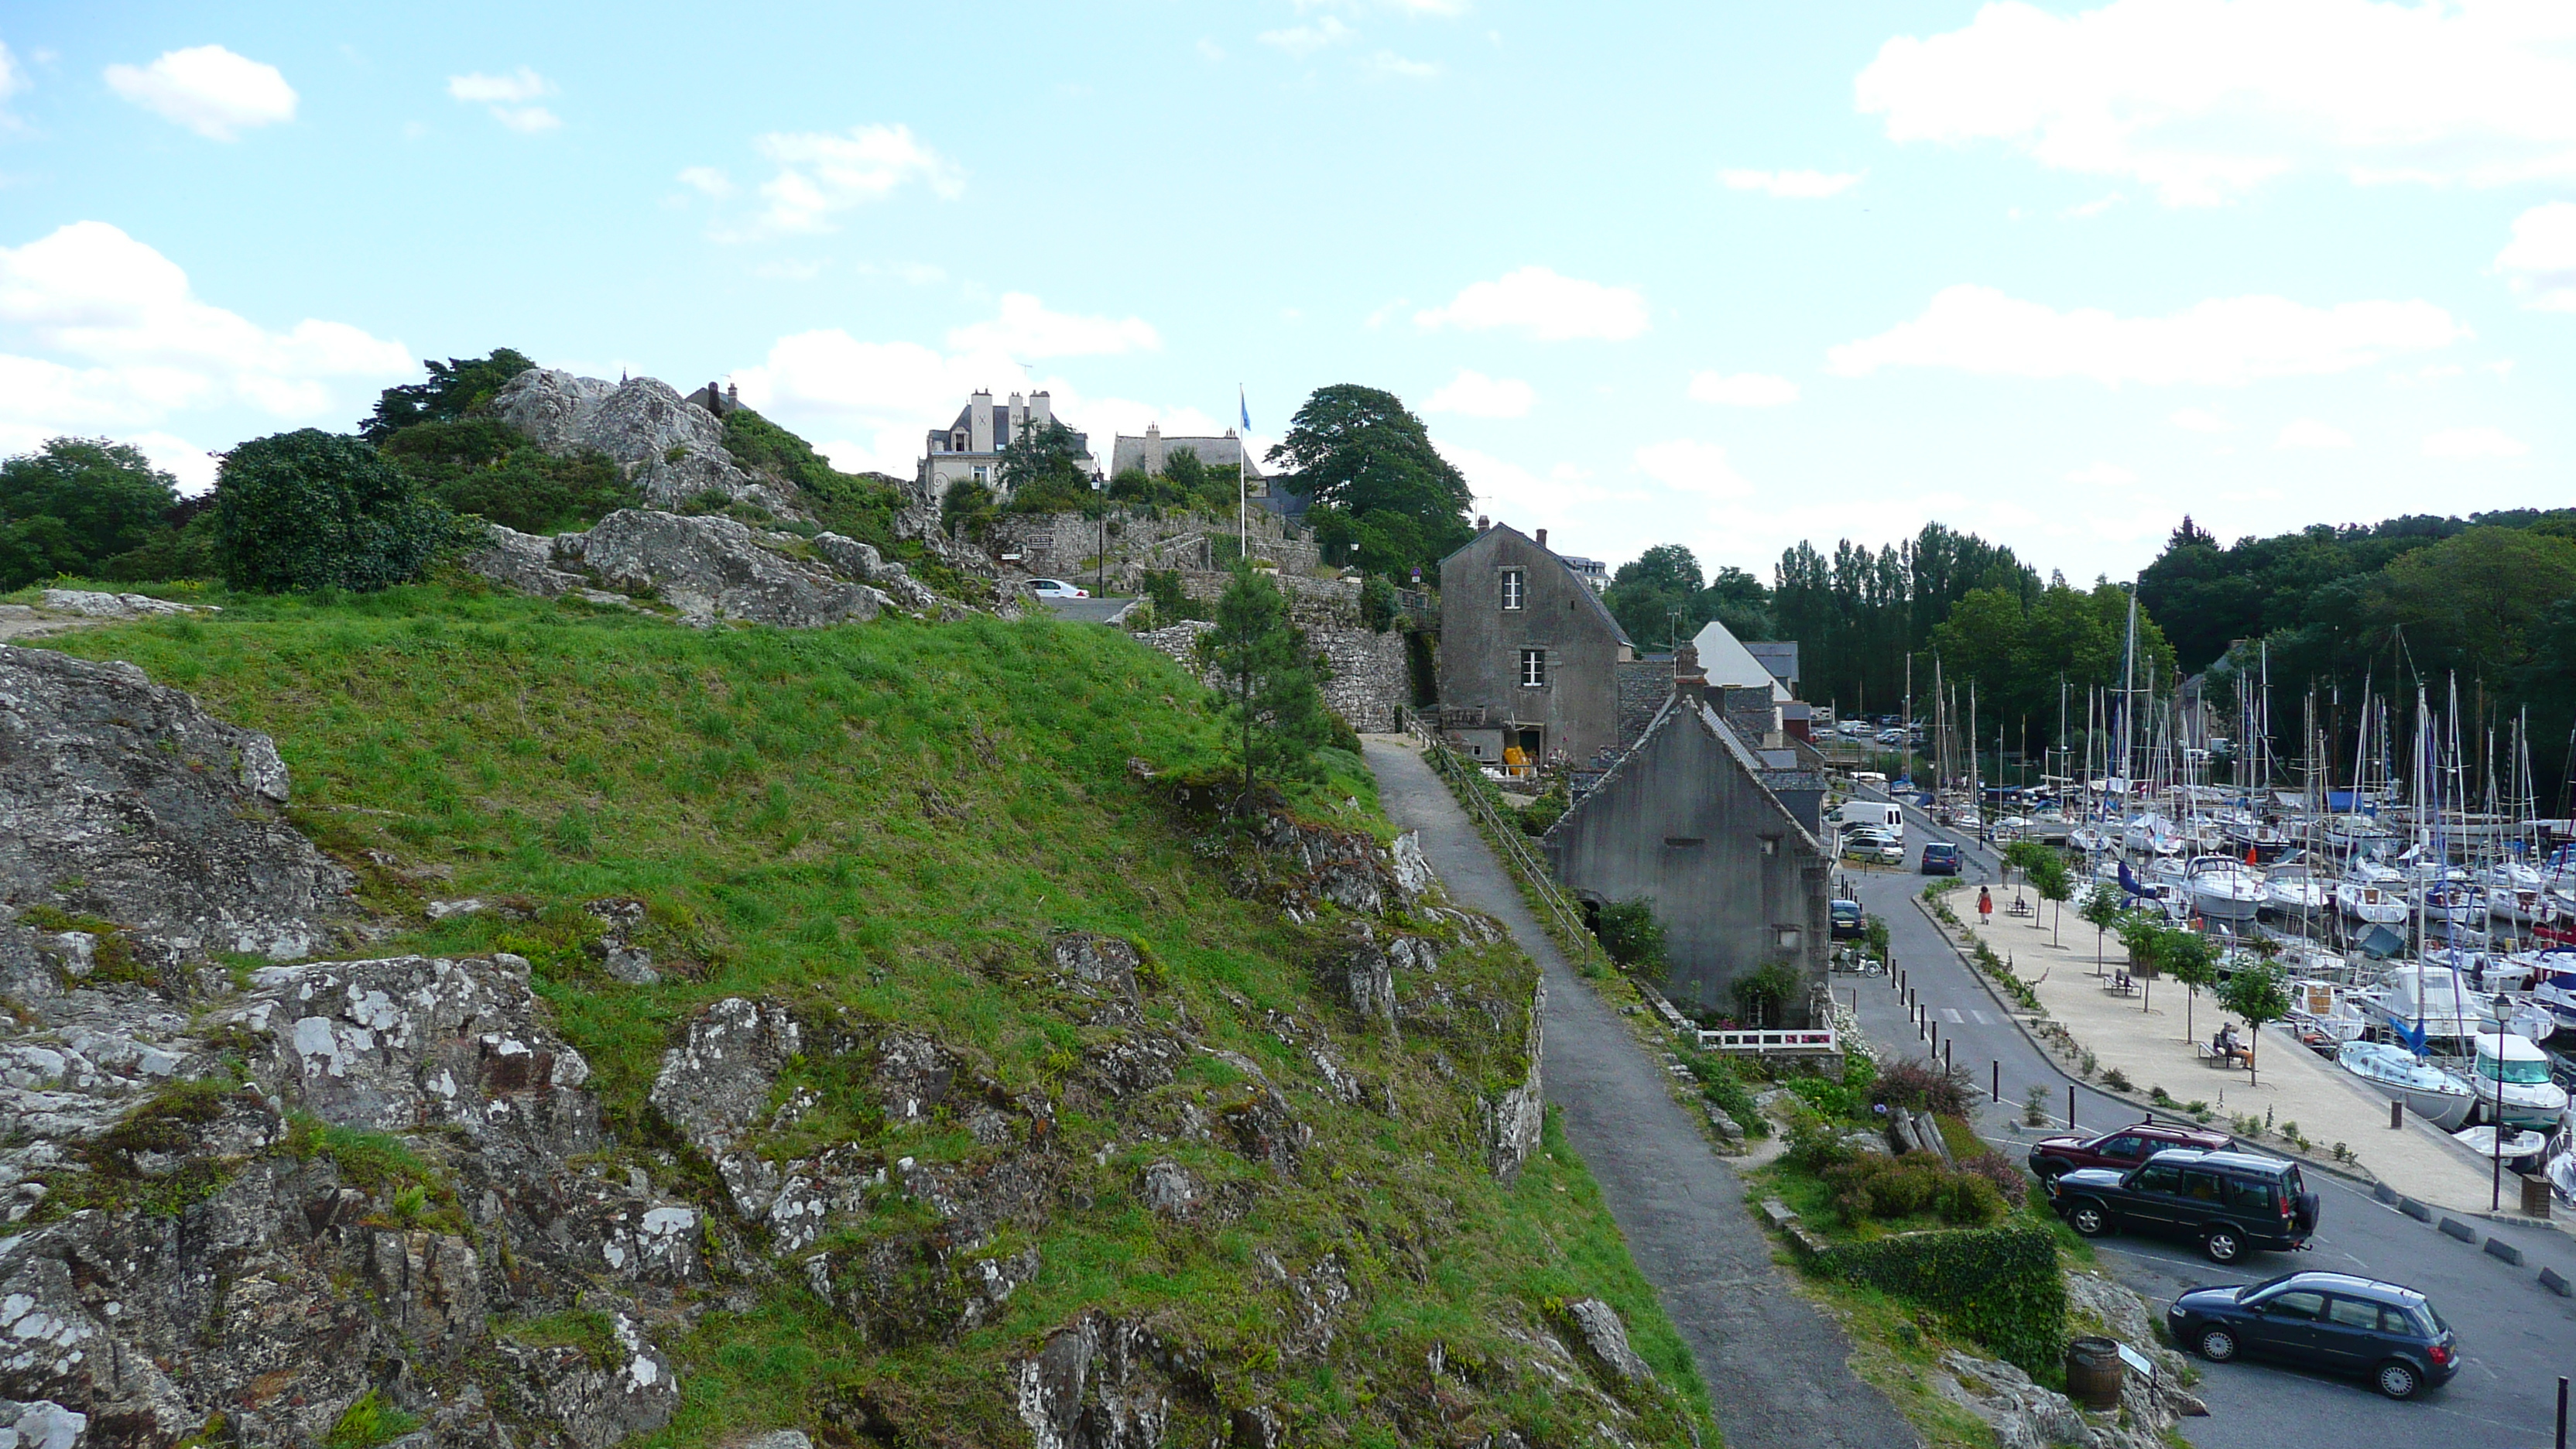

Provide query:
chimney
left=1717, top=685, right=1780, bottom=748
left=968, top=390, right=994, bottom=453
left=1536, top=528, right=1549, bottom=550
left=1030, top=390, right=1053, bottom=427
left=1007, top=392, right=1027, bottom=443
left=1672, top=643, right=1705, bottom=694
left=1476, top=515, right=1490, bottom=532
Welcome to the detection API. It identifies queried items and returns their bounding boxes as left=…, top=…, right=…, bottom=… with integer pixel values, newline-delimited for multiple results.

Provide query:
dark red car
left=2027, top=1118, right=2233, bottom=1181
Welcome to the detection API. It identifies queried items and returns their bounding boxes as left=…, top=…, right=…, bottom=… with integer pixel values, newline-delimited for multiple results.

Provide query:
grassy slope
left=21, top=578, right=1711, bottom=1447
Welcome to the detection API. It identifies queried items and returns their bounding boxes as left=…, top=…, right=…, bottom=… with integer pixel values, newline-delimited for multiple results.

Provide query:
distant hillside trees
left=1265, top=384, right=1471, bottom=579
left=1769, top=522, right=2049, bottom=714
left=1601, top=543, right=1771, bottom=651
left=0, top=438, right=183, bottom=589
left=215, top=429, right=457, bottom=592
left=1923, top=578, right=2178, bottom=752
left=359, top=348, right=536, bottom=442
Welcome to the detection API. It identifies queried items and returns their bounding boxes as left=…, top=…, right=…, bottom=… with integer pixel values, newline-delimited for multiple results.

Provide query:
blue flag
left=1239, top=387, right=1251, bottom=432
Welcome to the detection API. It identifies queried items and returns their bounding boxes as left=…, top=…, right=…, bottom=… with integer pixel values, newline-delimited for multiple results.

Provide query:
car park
left=1028, top=578, right=1090, bottom=599
left=1918, top=841, right=1963, bottom=875
left=1830, top=899, right=1865, bottom=939
left=2166, top=1271, right=2457, bottom=1399
left=2046, top=1147, right=2317, bottom=1262
left=2026, top=1120, right=2234, bottom=1181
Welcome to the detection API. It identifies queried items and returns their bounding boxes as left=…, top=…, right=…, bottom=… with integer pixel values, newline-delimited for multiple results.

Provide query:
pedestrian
left=1977, top=885, right=1993, bottom=927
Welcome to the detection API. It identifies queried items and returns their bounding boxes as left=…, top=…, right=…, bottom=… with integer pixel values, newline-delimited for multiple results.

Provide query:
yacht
left=2458, top=1033, right=2571, bottom=1129
left=2337, top=1040, right=2475, bottom=1130
left=2336, top=879, right=2410, bottom=925
left=2185, top=855, right=2264, bottom=924
left=2261, top=862, right=2331, bottom=916
left=2359, top=964, right=2495, bottom=1053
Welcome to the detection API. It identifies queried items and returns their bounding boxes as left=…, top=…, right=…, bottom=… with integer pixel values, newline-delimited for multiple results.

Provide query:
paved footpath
left=1364, top=740, right=1917, bottom=1449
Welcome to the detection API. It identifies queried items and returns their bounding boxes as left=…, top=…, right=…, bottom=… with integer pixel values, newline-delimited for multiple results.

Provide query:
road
left=1036, top=595, right=1136, bottom=624
left=1365, top=741, right=1917, bottom=1449
left=1840, top=793, right=2576, bottom=1448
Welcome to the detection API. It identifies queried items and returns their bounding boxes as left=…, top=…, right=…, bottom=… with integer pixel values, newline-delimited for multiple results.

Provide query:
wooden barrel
left=2064, top=1336, right=2125, bottom=1410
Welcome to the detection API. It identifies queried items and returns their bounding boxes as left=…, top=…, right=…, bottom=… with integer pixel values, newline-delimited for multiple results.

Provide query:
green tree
left=997, top=417, right=1094, bottom=512
left=1604, top=546, right=1777, bottom=653
left=1593, top=898, right=1666, bottom=971
left=1200, top=563, right=1333, bottom=804
left=0, top=437, right=180, bottom=588
left=359, top=348, right=536, bottom=442
left=1732, top=959, right=1804, bottom=1028
left=2078, top=884, right=2125, bottom=975
left=2160, top=927, right=2218, bottom=1043
left=2030, top=853, right=2074, bottom=946
left=2215, top=964, right=2291, bottom=1086
left=1264, top=385, right=1471, bottom=577
left=2365, top=526, right=2576, bottom=680
left=214, top=430, right=457, bottom=592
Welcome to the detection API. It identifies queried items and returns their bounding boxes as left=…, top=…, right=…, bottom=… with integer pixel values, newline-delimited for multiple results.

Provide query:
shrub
left=1956, top=1149, right=2030, bottom=1208
left=1516, top=792, right=1566, bottom=837
left=1786, top=1119, right=1858, bottom=1174
left=1871, top=1056, right=1975, bottom=1115
left=1359, top=574, right=1398, bottom=632
left=215, top=430, right=457, bottom=592
left=1680, top=1050, right=1770, bottom=1139
left=1731, top=959, right=1805, bottom=1028
left=326, top=1389, right=421, bottom=1449
left=1821, top=1154, right=2006, bottom=1227
left=1822, top=1224, right=2067, bottom=1372
left=2101, top=1067, right=2133, bottom=1093
left=1592, top=898, right=1666, bottom=970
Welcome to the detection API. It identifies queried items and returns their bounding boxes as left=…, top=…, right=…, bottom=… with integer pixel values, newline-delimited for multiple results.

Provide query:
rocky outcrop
left=1482, top=980, right=1545, bottom=1183
left=1564, top=1298, right=1654, bottom=1385
left=0, top=647, right=351, bottom=958
left=36, top=591, right=218, bottom=620
left=494, top=369, right=799, bottom=517
left=573, top=510, right=889, bottom=629
left=463, top=522, right=587, bottom=598
left=810, top=533, right=941, bottom=611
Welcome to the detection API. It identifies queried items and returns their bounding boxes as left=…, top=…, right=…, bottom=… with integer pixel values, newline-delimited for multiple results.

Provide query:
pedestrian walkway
left=1362, top=738, right=1916, bottom=1449
left=1949, top=878, right=2536, bottom=1218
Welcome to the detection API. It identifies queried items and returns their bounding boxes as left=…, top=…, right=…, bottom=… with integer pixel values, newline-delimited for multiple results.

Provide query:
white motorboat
left=2360, top=964, right=2497, bottom=1052
left=2459, top=1033, right=2571, bottom=1129
left=2262, top=862, right=2330, bottom=916
left=2336, top=880, right=2410, bottom=925
left=2286, top=978, right=2371, bottom=1044
left=2338, top=1040, right=2476, bottom=1130
left=2186, top=855, right=2264, bottom=924
left=2124, top=813, right=2182, bottom=855
left=2420, top=882, right=2482, bottom=926
left=2068, top=826, right=2113, bottom=854
left=2452, top=1125, right=2550, bottom=1172
left=2552, top=1148, right=2576, bottom=1208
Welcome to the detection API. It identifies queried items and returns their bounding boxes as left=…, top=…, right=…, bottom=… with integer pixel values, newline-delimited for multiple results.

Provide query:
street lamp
left=1091, top=474, right=1106, bottom=598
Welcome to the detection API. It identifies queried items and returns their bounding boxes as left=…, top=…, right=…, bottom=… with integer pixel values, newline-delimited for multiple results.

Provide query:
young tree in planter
left=2160, top=927, right=2219, bottom=1044
left=1199, top=563, right=1332, bottom=807
left=2078, top=884, right=2125, bottom=976
left=2217, top=963, right=2293, bottom=1086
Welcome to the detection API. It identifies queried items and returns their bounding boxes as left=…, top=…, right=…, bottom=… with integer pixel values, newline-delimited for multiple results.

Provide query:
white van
left=1831, top=800, right=1903, bottom=843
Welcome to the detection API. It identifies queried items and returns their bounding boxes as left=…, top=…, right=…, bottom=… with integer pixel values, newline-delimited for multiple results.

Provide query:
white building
left=1689, top=616, right=1793, bottom=705
left=918, top=389, right=1096, bottom=498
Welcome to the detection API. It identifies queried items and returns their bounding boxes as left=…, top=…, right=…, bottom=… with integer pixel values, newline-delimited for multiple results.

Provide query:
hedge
left=1821, top=1223, right=2065, bottom=1372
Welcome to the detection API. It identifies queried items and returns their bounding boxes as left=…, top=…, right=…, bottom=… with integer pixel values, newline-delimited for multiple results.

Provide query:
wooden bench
left=2007, top=898, right=2035, bottom=917
left=2104, top=973, right=2138, bottom=996
left=2193, top=1043, right=2249, bottom=1070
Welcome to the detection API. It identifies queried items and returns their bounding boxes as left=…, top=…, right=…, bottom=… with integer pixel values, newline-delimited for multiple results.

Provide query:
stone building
left=1543, top=659, right=1831, bottom=1026
left=1108, top=423, right=1305, bottom=522
left=1436, top=521, right=1638, bottom=768
left=917, top=389, right=1097, bottom=500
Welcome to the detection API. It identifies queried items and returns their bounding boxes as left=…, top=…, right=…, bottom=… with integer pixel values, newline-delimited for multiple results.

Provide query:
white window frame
left=1519, top=649, right=1546, bottom=687
left=971, top=464, right=990, bottom=483
left=1500, top=568, right=1526, bottom=611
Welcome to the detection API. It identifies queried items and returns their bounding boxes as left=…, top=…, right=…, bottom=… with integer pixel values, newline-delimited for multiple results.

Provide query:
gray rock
left=1138, top=1160, right=1198, bottom=1216
left=1483, top=981, right=1544, bottom=1182
left=0, top=647, right=351, bottom=958
left=649, top=997, right=802, bottom=1221
left=1704, top=1103, right=1744, bottom=1143
left=812, top=533, right=940, bottom=612
left=1050, top=933, right=1142, bottom=1001
left=1564, top=1297, right=1655, bottom=1384
left=36, top=590, right=215, bottom=619
left=1933, top=1349, right=2102, bottom=1449
left=462, top=522, right=585, bottom=598
left=576, top=509, right=889, bottom=629
left=737, top=1434, right=814, bottom=1449
left=493, top=369, right=798, bottom=516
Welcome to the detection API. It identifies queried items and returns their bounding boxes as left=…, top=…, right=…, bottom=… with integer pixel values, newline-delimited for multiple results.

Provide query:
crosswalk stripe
left=1943, top=1009, right=1965, bottom=1023
left=1971, top=1010, right=1992, bottom=1026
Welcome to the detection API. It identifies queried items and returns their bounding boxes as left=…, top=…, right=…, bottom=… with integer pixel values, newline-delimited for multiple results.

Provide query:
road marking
left=1943, top=1009, right=1964, bottom=1023
left=1970, top=1009, right=1992, bottom=1025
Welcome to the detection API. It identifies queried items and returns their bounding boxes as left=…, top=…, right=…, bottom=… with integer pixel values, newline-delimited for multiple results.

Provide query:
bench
left=2104, top=973, right=2137, bottom=996
left=2193, top=1043, right=2249, bottom=1070
left=2007, top=898, right=2034, bottom=917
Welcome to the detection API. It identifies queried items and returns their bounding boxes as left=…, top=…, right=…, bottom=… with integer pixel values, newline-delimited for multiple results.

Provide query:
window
left=2180, top=1170, right=2223, bottom=1202
left=2101, top=1135, right=2144, bottom=1161
left=2382, top=1304, right=2432, bottom=1337
left=1501, top=568, right=1526, bottom=610
left=1519, top=649, right=1546, bottom=687
left=2260, top=1290, right=2324, bottom=1321
left=2325, top=1299, right=2381, bottom=1330
left=2133, top=1163, right=2182, bottom=1195
left=2223, top=1177, right=2276, bottom=1214
left=971, top=464, right=989, bottom=483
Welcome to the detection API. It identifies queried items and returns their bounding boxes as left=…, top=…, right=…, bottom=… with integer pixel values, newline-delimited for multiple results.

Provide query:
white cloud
left=1855, top=0, right=2576, bottom=205
left=1687, top=371, right=1800, bottom=407
left=1424, top=368, right=1534, bottom=417
left=2066, top=193, right=2123, bottom=218
left=1826, top=284, right=2466, bottom=385
left=2168, top=406, right=2230, bottom=432
left=734, top=125, right=964, bottom=237
left=677, top=166, right=734, bottom=197
left=2064, top=461, right=2136, bottom=486
left=1362, top=51, right=1443, bottom=79
left=104, top=45, right=296, bottom=140
left=2275, top=418, right=2352, bottom=449
left=2496, top=202, right=2576, bottom=311
left=1718, top=168, right=1862, bottom=198
left=1259, top=17, right=1355, bottom=56
left=944, top=293, right=1160, bottom=358
left=1632, top=438, right=1753, bottom=499
left=1414, top=266, right=1649, bottom=341
left=2422, top=426, right=2528, bottom=459
left=128, top=431, right=219, bottom=495
left=447, top=68, right=560, bottom=132
left=0, top=221, right=408, bottom=463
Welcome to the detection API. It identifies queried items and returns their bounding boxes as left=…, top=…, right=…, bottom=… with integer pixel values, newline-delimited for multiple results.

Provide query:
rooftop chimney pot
left=1536, top=528, right=1548, bottom=550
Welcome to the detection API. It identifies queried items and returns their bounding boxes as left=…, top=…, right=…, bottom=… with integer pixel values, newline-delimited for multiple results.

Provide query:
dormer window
left=1501, top=568, right=1526, bottom=610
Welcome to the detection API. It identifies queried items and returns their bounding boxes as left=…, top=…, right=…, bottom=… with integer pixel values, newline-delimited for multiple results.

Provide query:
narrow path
left=1363, top=740, right=1917, bottom=1449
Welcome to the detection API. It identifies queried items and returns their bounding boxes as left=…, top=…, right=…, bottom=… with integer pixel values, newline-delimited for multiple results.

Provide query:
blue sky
left=3, top=1, right=2570, bottom=583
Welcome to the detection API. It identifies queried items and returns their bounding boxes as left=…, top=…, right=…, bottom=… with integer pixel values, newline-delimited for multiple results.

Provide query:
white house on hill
left=918, top=389, right=1097, bottom=498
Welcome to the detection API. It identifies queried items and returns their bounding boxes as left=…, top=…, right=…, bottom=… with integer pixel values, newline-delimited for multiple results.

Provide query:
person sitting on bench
left=2212, top=1023, right=2249, bottom=1067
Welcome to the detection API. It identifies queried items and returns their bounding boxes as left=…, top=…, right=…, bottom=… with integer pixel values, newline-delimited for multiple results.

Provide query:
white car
left=1841, top=828, right=1904, bottom=865
left=1029, top=578, right=1090, bottom=599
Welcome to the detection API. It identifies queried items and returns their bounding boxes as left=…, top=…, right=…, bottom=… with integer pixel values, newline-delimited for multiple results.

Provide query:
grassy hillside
left=20, top=577, right=1713, bottom=1447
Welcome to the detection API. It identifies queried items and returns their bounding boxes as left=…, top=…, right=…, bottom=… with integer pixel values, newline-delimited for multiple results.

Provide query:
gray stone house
left=1436, top=521, right=1640, bottom=767
left=1543, top=664, right=1831, bottom=1026
left=917, top=389, right=1097, bottom=500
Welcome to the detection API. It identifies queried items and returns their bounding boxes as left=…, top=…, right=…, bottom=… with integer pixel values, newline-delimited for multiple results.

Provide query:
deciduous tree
left=1265, top=385, right=1471, bottom=578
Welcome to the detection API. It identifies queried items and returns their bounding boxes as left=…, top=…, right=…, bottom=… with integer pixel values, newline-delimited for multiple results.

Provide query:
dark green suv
left=2045, top=1148, right=2317, bottom=1262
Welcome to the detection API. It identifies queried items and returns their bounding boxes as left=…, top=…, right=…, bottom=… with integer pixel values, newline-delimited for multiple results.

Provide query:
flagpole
left=1237, top=384, right=1249, bottom=559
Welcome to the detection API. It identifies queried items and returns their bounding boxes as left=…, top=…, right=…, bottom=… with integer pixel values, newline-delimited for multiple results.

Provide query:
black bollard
left=2068, top=1083, right=2077, bottom=1130
left=2391, top=1098, right=2405, bottom=1131
left=1992, top=1059, right=2000, bottom=1103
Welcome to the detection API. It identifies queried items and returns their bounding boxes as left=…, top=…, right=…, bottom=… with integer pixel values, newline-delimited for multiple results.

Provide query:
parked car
left=1918, top=842, right=1964, bottom=875
left=1875, top=729, right=1906, bottom=744
left=1028, top=578, right=1090, bottom=599
left=2166, top=1271, right=2457, bottom=1399
left=1840, top=830, right=1903, bottom=865
left=2046, top=1148, right=2318, bottom=1262
left=2026, top=1120, right=2234, bottom=1181
left=1830, top=899, right=1865, bottom=939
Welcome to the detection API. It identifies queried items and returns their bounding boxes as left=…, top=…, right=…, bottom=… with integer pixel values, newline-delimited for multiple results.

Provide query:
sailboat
left=2337, top=1040, right=2475, bottom=1129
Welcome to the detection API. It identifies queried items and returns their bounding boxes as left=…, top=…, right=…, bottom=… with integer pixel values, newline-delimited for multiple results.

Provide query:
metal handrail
left=1406, top=714, right=1606, bottom=968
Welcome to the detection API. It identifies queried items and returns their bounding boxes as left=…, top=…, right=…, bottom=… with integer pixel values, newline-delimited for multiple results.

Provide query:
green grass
left=22, top=581, right=1711, bottom=1446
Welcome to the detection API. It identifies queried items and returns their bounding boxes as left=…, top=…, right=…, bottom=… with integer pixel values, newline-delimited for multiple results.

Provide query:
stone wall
left=1129, top=584, right=1409, bottom=735
left=985, top=508, right=1317, bottom=584
left=1612, top=658, right=1673, bottom=760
